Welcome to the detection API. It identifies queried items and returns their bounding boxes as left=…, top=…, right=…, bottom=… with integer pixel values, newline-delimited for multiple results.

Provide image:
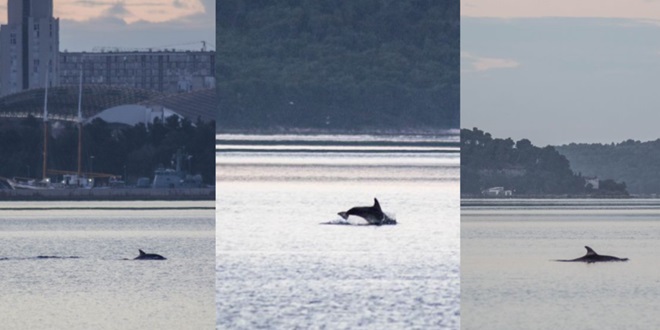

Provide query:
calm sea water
left=462, top=199, right=660, bottom=330
left=216, top=134, right=460, bottom=329
left=0, top=201, right=215, bottom=330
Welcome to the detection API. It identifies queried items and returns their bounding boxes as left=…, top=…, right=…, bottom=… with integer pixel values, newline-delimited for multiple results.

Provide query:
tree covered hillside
left=557, top=140, right=660, bottom=194
left=461, top=128, right=587, bottom=196
left=216, top=0, right=459, bottom=131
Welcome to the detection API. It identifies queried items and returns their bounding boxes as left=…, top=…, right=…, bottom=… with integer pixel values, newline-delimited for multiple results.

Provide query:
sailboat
left=14, top=64, right=92, bottom=189
left=40, top=62, right=51, bottom=186
left=12, top=65, right=54, bottom=190
left=60, top=67, right=93, bottom=188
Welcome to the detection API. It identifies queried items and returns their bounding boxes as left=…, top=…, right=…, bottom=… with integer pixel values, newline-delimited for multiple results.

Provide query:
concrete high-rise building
left=59, top=50, right=216, bottom=94
left=0, top=1, right=213, bottom=98
left=0, top=0, right=60, bottom=96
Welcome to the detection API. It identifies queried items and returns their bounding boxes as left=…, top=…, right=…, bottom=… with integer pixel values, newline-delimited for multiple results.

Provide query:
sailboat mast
left=77, top=67, right=83, bottom=176
left=42, top=65, right=50, bottom=180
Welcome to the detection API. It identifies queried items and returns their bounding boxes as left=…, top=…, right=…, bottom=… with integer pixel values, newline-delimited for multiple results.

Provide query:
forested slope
left=557, top=140, right=660, bottom=194
left=216, top=0, right=459, bottom=131
left=461, top=128, right=587, bottom=195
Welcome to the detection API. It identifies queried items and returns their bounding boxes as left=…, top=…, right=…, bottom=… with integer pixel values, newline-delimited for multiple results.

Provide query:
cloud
left=102, top=2, right=131, bottom=20
left=59, top=15, right=214, bottom=51
left=73, top=0, right=121, bottom=7
left=462, top=52, right=521, bottom=72
left=635, top=19, right=660, bottom=26
left=0, top=0, right=213, bottom=51
left=462, top=0, right=660, bottom=21
left=60, top=0, right=212, bottom=51
left=55, top=0, right=206, bottom=24
left=173, top=0, right=188, bottom=9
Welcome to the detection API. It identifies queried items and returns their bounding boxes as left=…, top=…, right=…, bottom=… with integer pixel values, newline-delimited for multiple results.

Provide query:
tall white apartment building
left=0, top=0, right=59, bottom=96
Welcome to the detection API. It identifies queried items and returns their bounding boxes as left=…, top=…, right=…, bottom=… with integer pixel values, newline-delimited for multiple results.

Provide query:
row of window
left=7, top=22, right=55, bottom=43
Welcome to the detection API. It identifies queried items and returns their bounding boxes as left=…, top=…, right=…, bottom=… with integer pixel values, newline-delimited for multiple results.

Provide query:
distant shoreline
left=0, top=187, right=215, bottom=201
left=461, top=197, right=660, bottom=210
left=216, top=127, right=459, bottom=136
left=461, top=194, right=635, bottom=201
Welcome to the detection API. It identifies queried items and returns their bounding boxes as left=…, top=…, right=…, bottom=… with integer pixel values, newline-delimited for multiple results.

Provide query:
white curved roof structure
left=86, top=104, right=183, bottom=126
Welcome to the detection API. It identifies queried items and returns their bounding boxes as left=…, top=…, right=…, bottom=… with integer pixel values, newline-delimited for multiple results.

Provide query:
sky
left=461, top=1, right=660, bottom=146
left=0, top=0, right=215, bottom=51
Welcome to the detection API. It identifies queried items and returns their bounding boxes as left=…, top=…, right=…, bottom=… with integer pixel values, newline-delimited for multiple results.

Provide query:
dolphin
left=134, top=249, right=166, bottom=260
left=337, top=198, right=396, bottom=225
left=556, top=246, right=628, bottom=263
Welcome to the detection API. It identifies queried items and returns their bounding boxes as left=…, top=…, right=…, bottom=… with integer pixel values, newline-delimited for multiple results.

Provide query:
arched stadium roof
left=139, top=88, right=216, bottom=123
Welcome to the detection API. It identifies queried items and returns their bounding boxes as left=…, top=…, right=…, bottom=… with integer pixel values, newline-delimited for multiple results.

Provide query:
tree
left=461, top=128, right=602, bottom=196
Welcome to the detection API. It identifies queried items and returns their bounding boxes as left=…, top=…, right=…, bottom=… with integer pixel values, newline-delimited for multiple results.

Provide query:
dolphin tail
left=338, top=212, right=348, bottom=220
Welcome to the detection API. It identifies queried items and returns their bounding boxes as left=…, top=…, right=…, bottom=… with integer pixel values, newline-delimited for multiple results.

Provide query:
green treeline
left=0, top=116, right=215, bottom=185
left=216, top=0, right=459, bottom=131
left=557, top=140, right=660, bottom=194
left=461, top=128, right=628, bottom=197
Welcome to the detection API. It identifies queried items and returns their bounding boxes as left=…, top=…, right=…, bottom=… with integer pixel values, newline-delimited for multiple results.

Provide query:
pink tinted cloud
left=462, top=0, right=660, bottom=21
left=1, top=0, right=205, bottom=24
left=462, top=52, right=520, bottom=72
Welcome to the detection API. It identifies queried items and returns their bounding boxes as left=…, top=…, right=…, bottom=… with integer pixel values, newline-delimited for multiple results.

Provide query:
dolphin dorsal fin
left=584, top=246, right=597, bottom=256
left=139, top=249, right=146, bottom=255
left=373, top=198, right=382, bottom=212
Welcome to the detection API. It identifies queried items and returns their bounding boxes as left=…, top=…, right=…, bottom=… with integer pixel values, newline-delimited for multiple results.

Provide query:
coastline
left=216, top=127, right=459, bottom=136
left=0, top=187, right=215, bottom=201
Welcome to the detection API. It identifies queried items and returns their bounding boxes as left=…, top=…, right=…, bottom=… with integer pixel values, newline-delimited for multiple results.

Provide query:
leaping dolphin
left=134, top=249, right=167, bottom=260
left=556, top=246, right=628, bottom=263
left=338, top=198, right=396, bottom=225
